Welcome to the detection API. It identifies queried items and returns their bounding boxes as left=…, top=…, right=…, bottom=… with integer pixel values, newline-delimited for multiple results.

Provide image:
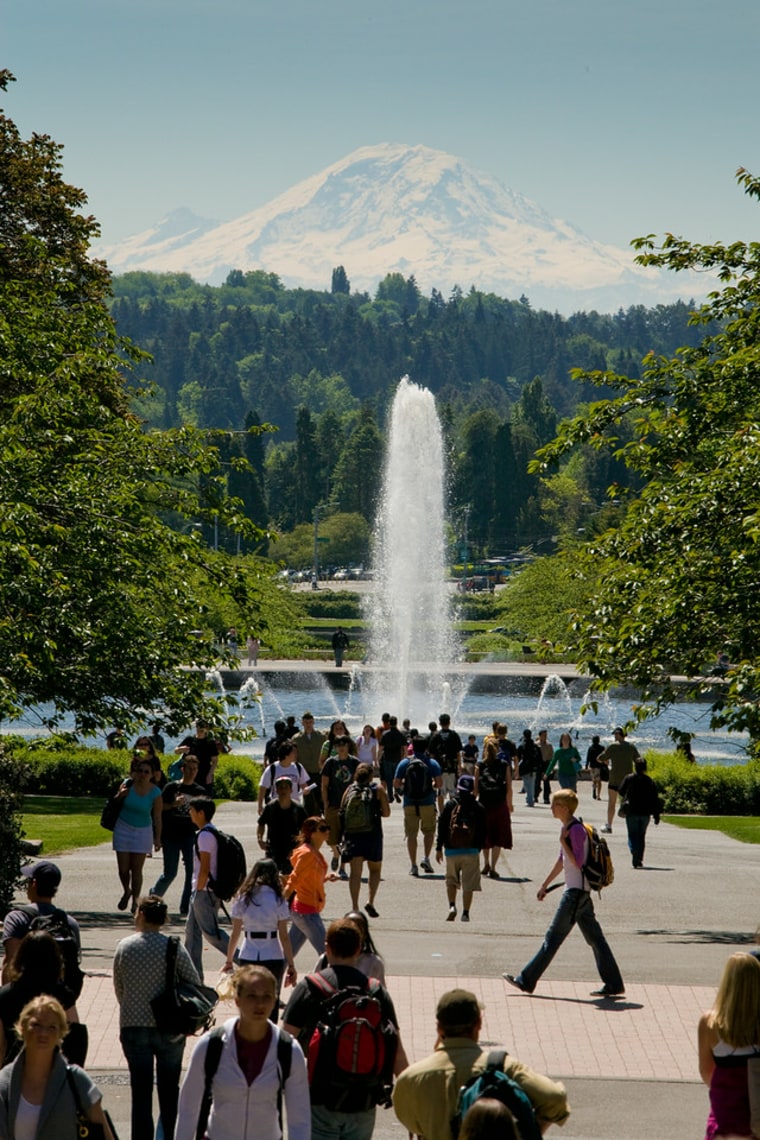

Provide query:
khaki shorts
left=404, top=803, right=437, bottom=839
left=445, top=852, right=482, bottom=894
left=325, top=805, right=342, bottom=847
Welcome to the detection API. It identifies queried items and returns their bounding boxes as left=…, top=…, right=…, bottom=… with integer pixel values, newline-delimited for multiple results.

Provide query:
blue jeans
left=311, top=1105, right=375, bottom=1140
left=524, top=775, right=535, bottom=806
left=120, top=1026, right=185, bottom=1140
left=626, top=814, right=650, bottom=867
left=151, top=832, right=195, bottom=913
left=515, top=888, right=624, bottom=994
left=289, top=911, right=326, bottom=958
left=185, top=887, right=229, bottom=981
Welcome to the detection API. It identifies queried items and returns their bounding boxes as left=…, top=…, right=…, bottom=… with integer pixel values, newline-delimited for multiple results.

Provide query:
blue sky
left=5, top=0, right=759, bottom=251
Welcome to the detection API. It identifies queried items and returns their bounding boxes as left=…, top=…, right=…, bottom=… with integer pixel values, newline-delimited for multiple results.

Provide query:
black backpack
left=447, top=801, right=476, bottom=849
left=518, top=741, right=541, bottom=777
left=452, top=1049, right=541, bottom=1140
left=195, top=826, right=247, bottom=901
left=403, top=758, right=434, bottom=803
left=17, top=906, right=84, bottom=999
left=477, top=764, right=507, bottom=808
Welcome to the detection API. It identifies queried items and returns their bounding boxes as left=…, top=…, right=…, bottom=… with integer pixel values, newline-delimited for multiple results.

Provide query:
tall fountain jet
left=365, top=377, right=457, bottom=722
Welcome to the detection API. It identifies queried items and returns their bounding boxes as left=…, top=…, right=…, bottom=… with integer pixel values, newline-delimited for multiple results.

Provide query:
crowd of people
left=0, top=710, right=749, bottom=1140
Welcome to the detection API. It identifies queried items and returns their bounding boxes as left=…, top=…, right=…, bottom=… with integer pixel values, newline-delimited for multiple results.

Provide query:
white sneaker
left=600, top=824, right=612, bottom=834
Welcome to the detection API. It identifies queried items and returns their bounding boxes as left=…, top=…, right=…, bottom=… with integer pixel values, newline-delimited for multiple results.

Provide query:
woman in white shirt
left=223, top=860, right=296, bottom=1006
left=176, top=964, right=309, bottom=1140
left=356, top=724, right=379, bottom=774
left=257, top=742, right=310, bottom=811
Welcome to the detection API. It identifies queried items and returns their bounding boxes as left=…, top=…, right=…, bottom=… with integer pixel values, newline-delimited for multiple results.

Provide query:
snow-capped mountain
left=95, top=143, right=696, bottom=313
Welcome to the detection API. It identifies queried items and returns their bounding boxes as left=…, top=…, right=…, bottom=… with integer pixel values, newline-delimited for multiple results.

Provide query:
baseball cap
left=436, top=988, right=482, bottom=1029
left=22, top=861, right=62, bottom=894
left=457, top=775, right=475, bottom=793
left=274, top=775, right=294, bottom=787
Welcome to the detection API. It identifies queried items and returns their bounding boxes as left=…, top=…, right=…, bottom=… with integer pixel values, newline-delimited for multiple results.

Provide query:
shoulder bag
left=150, top=935, right=218, bottom=1036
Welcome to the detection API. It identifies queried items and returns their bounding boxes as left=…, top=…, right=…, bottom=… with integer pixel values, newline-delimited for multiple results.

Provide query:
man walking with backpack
left=392, top=988, right=569, bottom=1140
left=394, top=739, right=443, bottom=877
left=340, top=763, right=390, bottom=916
left=282, top=918, right=408, bottom=1140
left=2, top=861, right=83, bottom=997
left=428, top=714, right=463, bottom=797
left=436, top=776, right=486, bottom=923
left=503, top=788, right=625, bottom=997
left=185, top=797, right=233, bottom=981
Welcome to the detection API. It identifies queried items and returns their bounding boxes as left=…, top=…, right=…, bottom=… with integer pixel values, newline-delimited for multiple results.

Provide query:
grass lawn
left=664, top=814, right=760, bottom=844
left=20, top=795, right=108, bottom=856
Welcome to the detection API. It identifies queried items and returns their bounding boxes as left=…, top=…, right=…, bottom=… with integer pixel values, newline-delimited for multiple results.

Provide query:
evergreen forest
left=111, top=269, right=710, bottom=563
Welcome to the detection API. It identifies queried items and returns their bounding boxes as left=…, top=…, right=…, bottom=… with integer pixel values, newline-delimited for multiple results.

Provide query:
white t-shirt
left=231, top=885, right=291, bottom=961
left=260, top=761, right=310, bottom=803
left=15, top=1097, right=42, bottom=1140
left=192, top=824, right=219, bottom=889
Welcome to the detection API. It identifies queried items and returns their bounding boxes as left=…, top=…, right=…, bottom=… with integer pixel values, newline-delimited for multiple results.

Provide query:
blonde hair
left=709, top=953, right=760, bottom=1047
left=16, top=995, right=68, bottom=1041
left=218, top=962, right=278, bottom=1004
left=551, top=788, right=578, bottom=814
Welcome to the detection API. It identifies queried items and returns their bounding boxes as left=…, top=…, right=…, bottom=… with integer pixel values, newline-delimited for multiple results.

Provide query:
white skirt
left=113, top=817, right=153, bottom=854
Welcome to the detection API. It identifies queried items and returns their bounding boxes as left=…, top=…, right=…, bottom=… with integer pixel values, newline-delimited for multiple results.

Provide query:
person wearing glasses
left=112, top=754, right=163, bottom=913
left=283, top=818, right=338, bottom=960
left=174, top=718, right=220, bottom=791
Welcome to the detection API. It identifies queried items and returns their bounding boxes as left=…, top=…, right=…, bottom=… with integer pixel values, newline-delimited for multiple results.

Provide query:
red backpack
left=305, top=972, right=398, bottom=1111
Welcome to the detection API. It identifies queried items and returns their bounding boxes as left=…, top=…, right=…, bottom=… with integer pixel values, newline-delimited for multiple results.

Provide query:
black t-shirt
left=380, top=727, right=406, bottom=765
left=179, top=735, right=219, bottom=785
left=428, top=729, right=463, bottom=773
left=321, top=755, right=358, bottom=808
left=161, top=779, right=207, bottom=840
left=259, top=800, right=307, bottom=859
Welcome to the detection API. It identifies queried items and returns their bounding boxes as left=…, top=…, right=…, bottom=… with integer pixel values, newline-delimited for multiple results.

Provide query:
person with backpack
left=435, top=775, right=487, bottom=923
left=1, top=861, right=83, bottom=996
left=321, top=735, right=358, bottom=874
left=477, top=741, right=513, bottom=879
left=428, top=714, right=464, bottom=797
left=339, top=763, right=390, bottom=916
left=392, top=987, right=569, bottom=1140
left=185, top=797, right=232, bottom=981
left=175, top=963, right=310, bottom=1140
left=393, top=739, right=443, bottom=877
left=282, top=918, right=408, bottom=1140
left=0, top=932, right=84, bottom=1067
left=503, top=788, right=625, bottom=997
left=257, top=741, right=311, bottom=812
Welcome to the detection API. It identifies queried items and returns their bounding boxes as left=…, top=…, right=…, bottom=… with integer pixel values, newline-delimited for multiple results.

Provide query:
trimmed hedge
left=11, top=742, right=262, bottom=802
left=301, top=592, right=363, bottom=620
left=647, top=752, right=760, bottom=815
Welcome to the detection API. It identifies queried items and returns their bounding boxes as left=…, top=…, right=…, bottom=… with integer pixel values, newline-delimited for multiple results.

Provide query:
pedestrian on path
left=114, top=893, right=199, bottom=1140
left=617, top=759, right=662, bottom=868
left=503, top=789, right=624, bottom=997
left=184, top=797, right=230, bottom=981
left=436, top=775, right=486, bottom=923
left=698, top=952, right=760, bottom=1140
left=339, top=763, right=390, bottom=916
left=283, top=817, right=337, bottom=959
left=597, top=727, right=639, bottom=834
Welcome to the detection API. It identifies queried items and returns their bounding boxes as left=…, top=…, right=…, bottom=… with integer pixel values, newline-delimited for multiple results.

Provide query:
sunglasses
left=317, top=824, right=330, bottom=833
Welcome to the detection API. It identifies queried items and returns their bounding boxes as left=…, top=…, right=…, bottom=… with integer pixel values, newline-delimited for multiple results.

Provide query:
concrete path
left=17, top=779, right=759, bottom=1138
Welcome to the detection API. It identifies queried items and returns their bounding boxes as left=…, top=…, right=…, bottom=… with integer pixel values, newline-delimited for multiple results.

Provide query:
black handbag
left=99, top=779, right=131, bottom=831
left=150, top=936, right=217, bottom=1036
left=66, top=1067, right=119, bottom=1139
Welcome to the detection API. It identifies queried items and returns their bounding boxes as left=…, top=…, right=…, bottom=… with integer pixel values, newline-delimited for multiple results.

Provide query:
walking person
left=174, top=718, right=220, bottom=792
left=436, top=775, right=487, bottom=923
left=552, top=733, right=582, bottom=791
left=617, top=759, right=662, bottom=868
left=394, top=738, right=443, bottom=877
left=0, top=996, right=115, bottom=1140
left=516, top=729, right=541, bottom=807
left=223, top=859, right=297, bottom=1009
left=320, top=735, right=357, bottom=873
left=537, top=729, right=554, bottom=803
left=586, top=734, right=605, bottom=800
left=112, top=751, right=163, bottom=913
left=331, top=626, right=349, bottom=667
left=503, top=789, right=624, bottom=997
left=339, top=763, right=390, bottom=917
left=283, top=818, right=337, bottom=960
left=597, top=727, right=640, bottom=834
left=150, top=753, right=206, bottom=916
left=257, top=776, right=307, bottom=874
left=476, top=741, right=513, bottom=879
left=175, top=964, right=310, bottom=1140
left=114, top=893, right=200, bottom=1140
left=184, top=797, right=230, bottom=981
left=698, top=952, right=760, bottom=1140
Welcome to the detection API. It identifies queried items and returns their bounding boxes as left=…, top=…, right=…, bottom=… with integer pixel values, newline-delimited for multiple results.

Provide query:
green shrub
left=452, top=595, right=500, bottom=621
left=214, top=754, right=262, bottom=801
left=14, top=742, right=263, bottom=802
left=0, top=745, right=30, bottom=912
left=301, top=592, right=363, bottom=620
left=465, top=633, right=521, bottom=661
left=646, top=751, right=760, bottom=814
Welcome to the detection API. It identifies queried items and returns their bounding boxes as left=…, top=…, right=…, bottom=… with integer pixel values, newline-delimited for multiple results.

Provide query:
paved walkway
left=18, top=779, right=759, bottom=1137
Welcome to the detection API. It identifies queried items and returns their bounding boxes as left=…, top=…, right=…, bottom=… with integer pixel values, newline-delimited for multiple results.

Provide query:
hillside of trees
left=110, top=269, right=711, bottom=561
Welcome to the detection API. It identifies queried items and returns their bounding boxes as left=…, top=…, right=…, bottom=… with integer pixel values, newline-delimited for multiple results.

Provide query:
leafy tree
left=0, top=71, right=291, bottom=736
left=494, top=553, right=595, bottom=646
left=331, top=265, right=350, bottom=295
left=331, top=411, right=383, bottom=521
left=533, top=170, right=760, bottom=741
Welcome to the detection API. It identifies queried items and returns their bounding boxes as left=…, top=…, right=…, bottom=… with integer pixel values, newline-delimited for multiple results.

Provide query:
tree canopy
left=533, top=169, right=760, bottom=742
left=0, top=71, right=298, bottom=737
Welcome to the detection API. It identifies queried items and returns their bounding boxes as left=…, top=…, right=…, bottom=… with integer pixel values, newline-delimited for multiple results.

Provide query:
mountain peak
left=95, top=143, right=695, bottom=312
